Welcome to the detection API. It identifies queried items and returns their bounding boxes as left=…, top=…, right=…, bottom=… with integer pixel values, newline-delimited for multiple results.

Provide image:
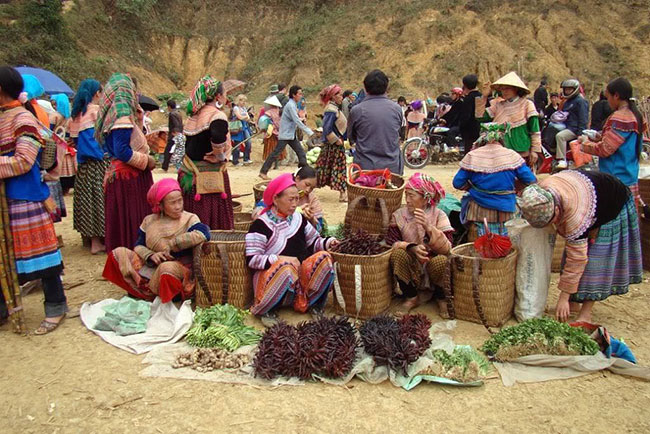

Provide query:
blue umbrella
left=15, top=66, right=74, bottom=96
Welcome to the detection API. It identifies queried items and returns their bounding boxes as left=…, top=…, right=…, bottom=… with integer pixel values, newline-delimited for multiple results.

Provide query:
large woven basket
left=639, top=178, right=650, bottom=271
left=193, top=231, right=253, bottom=309
left=345, top=174, right=404, bottom=235
left=344, top=196, right=390, bottom=236
left=447, top=243, right=517, bottom=329
left=551, top=234, right=566, bottom=273
left=253, top=180, right=270, bottom=203
left=330, top=248, right=393, bottom=319
left=233, top=212, right=253, bottom=232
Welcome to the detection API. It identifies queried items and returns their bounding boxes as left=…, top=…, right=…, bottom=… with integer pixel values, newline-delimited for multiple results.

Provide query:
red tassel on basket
left=473, top=218, right=512, bottom=259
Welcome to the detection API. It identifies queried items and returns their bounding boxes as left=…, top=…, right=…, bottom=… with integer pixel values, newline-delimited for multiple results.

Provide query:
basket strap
left=333, top=263, right=346, bottom=312
left=443, top=255, right=456, bottom=319
left=354, top=264, right=363, bottom=319
left=344, top=195, right=368, bottom=229
left=376, top=198, right=390, bottom=235
left=194, top=243, right=213, bottom=305
left=471, top=258, right=493, bottom=334
left=217, top=244, right=230, bottom=305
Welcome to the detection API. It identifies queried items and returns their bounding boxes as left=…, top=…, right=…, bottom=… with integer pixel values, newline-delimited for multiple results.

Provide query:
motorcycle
left=402, top=119, right=463, bottom=169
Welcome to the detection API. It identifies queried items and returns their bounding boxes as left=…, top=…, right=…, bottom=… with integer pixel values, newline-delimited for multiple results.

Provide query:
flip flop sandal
left=34, top=314, right=65, bottom=335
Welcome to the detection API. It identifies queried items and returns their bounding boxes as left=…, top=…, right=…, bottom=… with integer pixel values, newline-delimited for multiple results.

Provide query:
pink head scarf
left=319, top=84, right=342, bottom=106
left=263, top=173, right=296, bottom=213
left=147, top=178, right=182, bottom=214
left=405, top=173, right=445, bottom=208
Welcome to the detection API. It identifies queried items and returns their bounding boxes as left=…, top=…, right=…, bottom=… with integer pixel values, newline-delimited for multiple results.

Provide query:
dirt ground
left=2, top=143, right=650, bottom=433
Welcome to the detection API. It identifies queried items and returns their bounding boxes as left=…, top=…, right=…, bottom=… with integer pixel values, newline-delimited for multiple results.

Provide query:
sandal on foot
left=258, top=173, right=271, bottom=181
left=34, top=314, right=65, bottom=335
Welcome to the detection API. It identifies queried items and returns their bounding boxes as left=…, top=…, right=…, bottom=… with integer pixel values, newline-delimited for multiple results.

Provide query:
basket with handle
left=344, top=195, right=390, bottom=236
left=446, top=243, right=517, bottom=330
left=193, top=231, right=253, bottom=308
left=253, top=180, right=270, bottom=203
left=346, top=165, right=405, bottom=235
left=233, top=212, right=253, bottom=232
left=330, top=247, right=393, bottom=319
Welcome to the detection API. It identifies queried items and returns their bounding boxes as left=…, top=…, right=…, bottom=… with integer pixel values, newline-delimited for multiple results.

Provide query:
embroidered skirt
left=179, top=171, right=234, bottom=230
left=263, top=135, right=284, bottom=161
left=390, top=248, right=446, bottom=292
left=46, top=180, right=67, bottom=223
left=316, top=143, right=347, bottom=192
left=570, top=197, right=643, bottom=302
left=8, top=199, right=63, bottom=284
left=74, top=159, right=110, bottom=238
left=251, top=251, right=334, bottom=315
left=104, top=169, right=153, bottom=251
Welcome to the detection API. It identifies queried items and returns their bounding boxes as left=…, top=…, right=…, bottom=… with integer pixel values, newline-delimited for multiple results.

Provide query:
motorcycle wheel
left=402, top=138, right=430, bottom=169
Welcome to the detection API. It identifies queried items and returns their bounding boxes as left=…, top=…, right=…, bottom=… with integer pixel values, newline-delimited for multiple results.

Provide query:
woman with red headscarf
left=102, top=178, right=210, bottom=302
left=245, top=173, right=339, bottom=326
left=386, top=173, right=454, bottom=312
left=315, top=84, right=348, bottom=202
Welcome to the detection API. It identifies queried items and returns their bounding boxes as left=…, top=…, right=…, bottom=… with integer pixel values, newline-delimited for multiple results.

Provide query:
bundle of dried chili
left=330, top=228, right=388, bottom=256
left=253, top=321, right=300, bottom=380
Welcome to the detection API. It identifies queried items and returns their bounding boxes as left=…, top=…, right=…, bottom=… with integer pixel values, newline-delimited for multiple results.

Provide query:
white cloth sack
left=80, top=297, right=193, bottom=354
left=505, top=218, right=555, bottom=321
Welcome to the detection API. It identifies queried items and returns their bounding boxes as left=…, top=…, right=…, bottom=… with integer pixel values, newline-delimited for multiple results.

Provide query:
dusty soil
left=2, top=143, right=650, bottom=433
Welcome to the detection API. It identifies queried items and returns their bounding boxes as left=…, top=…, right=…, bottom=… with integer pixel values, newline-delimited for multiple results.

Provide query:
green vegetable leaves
left=186, top=304, right=261, bottom=351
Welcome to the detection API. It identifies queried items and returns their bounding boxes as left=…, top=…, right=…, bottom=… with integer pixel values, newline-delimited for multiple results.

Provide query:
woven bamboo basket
left=232, top=200, right=243, bottom=213
left=233, top=212, right=253, bottom=232
left=253, top=180, right=270, bottom=203
left=466, top=224, right=478, bottom=242
left=193, top=231, right=252, bottom=309
left=639, top=178, right=650, bottom=271
left=345, top=174, right=404, bottom=235
left=639, top=178, right=650, bottom=203
left=330, top=248, right=393, bottom=319
left=448, top=243, right=517, bottom=328
left=551, top=234, right=566, bottom=273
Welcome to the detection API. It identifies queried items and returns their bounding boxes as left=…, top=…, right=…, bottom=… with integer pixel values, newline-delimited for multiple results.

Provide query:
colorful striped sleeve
left=245, top=230, right=277, bottom=270
left=0, top=135, right=40, bottom=179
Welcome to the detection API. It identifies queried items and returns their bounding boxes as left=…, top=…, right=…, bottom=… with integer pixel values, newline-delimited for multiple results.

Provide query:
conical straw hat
left=264, top=95, right=282, bottom=108
left=492, top=71, right=530, bottom=94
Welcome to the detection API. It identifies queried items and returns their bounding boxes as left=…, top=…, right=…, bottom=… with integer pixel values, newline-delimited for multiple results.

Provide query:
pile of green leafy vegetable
left=481, top=317, right=600, bottom=361
left=324, top=223, right=346, bottom=240
left=425, top=346, right=490, bottom=383
left=186, top=304, right=261, bottom=351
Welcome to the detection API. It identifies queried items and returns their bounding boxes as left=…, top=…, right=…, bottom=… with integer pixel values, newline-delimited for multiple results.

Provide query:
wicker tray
left=448, top=243, right=517, bottom=329
left=330, top=248, right=393, bottom=319
left=193, top=231, right=253, bottom=308
left=233, top=212, right=253, bottom=232
left=346, top=174, right=404, bottom=235
left=253, top=180, right=270, bottom=204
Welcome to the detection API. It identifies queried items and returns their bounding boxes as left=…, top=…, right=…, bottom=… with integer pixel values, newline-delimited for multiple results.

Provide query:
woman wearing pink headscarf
left=245, top=173, right=339, bottom=326
left=315, top=84, right=348, bottom=202
left=102, top=178, right=210, bottom=302
left=386, top=173, right=454, bottom=312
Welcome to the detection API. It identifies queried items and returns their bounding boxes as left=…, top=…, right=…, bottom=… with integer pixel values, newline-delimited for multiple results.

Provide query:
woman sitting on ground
left=452, top=122, right=536, bottom=239
left=386, top=173, right=453, bottom=312
left=102, top=178, right=210, bottom=303
left=246, top=173, right=338, bottom=326
left=518, top=170, right=642, bottom=323
left=253, top=166, right=325, bottom=234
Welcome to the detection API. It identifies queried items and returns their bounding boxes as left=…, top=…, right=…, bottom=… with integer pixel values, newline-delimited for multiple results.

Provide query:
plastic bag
left=94, top=297, right=151, bottom=336
left=505, top=219, right=555, bottom=321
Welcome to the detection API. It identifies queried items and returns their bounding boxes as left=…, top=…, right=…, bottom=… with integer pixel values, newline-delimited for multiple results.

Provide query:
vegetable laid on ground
left=421, top=346, right=490, bottom=383
left=173, top=348, right=250, bottom=372
left=186, top=304, right=262, bottom=351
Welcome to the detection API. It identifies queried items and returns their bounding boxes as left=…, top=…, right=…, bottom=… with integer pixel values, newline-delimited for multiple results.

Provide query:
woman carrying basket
left=386, top=173, right=453, bottom=312
left=518, top=170, right=642, bottom=323
left=245, top=173, right=339, bottom=327
left=103, top=178, right=210, bottom=302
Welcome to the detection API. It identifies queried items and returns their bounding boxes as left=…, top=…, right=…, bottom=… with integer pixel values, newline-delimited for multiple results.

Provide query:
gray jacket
left=278, top=98, right=313, bottom=140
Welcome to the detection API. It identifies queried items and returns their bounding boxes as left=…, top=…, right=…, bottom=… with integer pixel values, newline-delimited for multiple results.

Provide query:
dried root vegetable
left=173, top=348, right=250, bottom=373
left=480, top=317, right=600, bottom=361
left=330, top=229, right=388, bottom=256
left=253, top=317, right=358, bottom=380
left=359, top=314, right=432, bottom=375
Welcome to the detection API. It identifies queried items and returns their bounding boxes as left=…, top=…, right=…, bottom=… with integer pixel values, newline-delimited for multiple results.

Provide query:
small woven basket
left=447, top=243, right=517, bottom=329
left=193, top=231, right=253, bottom=308
left=253, top=180, right=270, bottom=203
left=233, top=212, right=253, bottom=232
left=232, top=200, right=243, bottom=213
left=346, top=173, right=404, bottom=235
left=330, top=247, right=393, bottom=319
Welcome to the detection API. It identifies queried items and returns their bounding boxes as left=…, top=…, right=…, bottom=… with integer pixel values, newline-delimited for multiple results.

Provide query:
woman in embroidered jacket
left=246, top=173, right=338, bottom=326
left=96, top=73, right=156, bottom=251
left=315, top=84, right=348, bottom=202
left=386, top=173, right=453, bottom=312
left=453, top=123, right=536, bottom=237
left=69, top=79, right=109, bottom=254
left=475, top=72, right=541, bottom=168
left=0, top=66, right=66, bottom=334
left=179, top=75, right=234, bottom=230
left=579, top=77, right=645, bottom=204
left=103, top=178, right=210, bottom=302
left=518, top=171, right=642, bottom=323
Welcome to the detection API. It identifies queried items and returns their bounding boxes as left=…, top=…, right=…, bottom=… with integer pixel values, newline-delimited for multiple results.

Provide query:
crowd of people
left=0, top=63, right=647, bottom=334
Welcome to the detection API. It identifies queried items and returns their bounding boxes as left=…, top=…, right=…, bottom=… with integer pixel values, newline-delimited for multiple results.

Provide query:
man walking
left=259, top=85, right=313, bottom=179
left=161, top=99, right=183, bottom=171
left=458, top=74, right=482, bottom=153
left=347, top=69, right=403, bottom=175
left=534, top=79, right=549, bottom=113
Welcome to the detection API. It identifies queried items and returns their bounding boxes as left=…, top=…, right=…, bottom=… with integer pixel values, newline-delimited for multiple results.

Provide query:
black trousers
left=161, top=138, right=174, bottom=171
left=260, top=138, right=307, bottom=175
